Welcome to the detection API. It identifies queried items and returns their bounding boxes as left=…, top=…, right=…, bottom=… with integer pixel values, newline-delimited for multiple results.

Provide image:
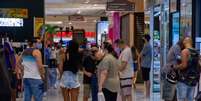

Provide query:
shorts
left=141, top=68, right=150, bottom=81
left=120, top=77, right=132, bottom=96
left=60, top=71, right=80, bottom=89
left=84, top=84, right=91, bottom=97
left=133, top=63, right=138, bottom=72
left=102, top=88, right=117, bottom=101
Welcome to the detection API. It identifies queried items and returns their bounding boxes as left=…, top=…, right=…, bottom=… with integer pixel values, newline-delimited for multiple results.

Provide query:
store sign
left=0, top=8, right=28, bottom=18
left=69, top=15, right=84, bottom=21
left=106, top=0, right=135, bottom=11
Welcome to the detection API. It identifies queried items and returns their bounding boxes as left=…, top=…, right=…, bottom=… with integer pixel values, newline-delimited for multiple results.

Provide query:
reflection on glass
left=180, top=0, right=192, bottom=36
left=172, top=12, right=180, bottom=45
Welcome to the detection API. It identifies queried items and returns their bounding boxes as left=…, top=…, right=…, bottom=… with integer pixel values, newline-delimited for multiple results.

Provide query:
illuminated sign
left=0, top=8, right=28, bottom=18
left=0, top=18, right=23, bottom=27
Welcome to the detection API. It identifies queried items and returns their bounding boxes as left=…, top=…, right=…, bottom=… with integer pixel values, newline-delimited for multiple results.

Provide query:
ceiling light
left=69, top=22, right=72, bottom=25
left=46, top=21, right=63, bottom=25
left=93, top=4, right=97, bottom=6
left=77, top=10, right=81, bottom=14
left=84, top=0, right=90, bottom=3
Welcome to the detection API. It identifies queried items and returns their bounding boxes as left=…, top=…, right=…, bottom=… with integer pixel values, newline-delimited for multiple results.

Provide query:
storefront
left=0, top=0, right=45, bottom=42
left=145, top=0, right=200, bottom=99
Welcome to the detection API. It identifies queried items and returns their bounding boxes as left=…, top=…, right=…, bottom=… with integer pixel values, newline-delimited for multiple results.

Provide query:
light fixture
left=77, top=10, right=81, bottom=14
left=84, top=0, right=90, bottom=4
left=69, top=22, right=72, bottom=25
left=46, top=21, right=63, bottom=25
left=93, top=4, right=97, bottom=6
left=93, top=20, right=97, bottom=22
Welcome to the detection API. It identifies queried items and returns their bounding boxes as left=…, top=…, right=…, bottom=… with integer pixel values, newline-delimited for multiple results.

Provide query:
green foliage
left=44, top=24, right=60, bottom=35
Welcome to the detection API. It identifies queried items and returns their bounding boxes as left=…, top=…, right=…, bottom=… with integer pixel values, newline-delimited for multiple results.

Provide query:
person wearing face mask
left=35, top=37, right=43, bottom=50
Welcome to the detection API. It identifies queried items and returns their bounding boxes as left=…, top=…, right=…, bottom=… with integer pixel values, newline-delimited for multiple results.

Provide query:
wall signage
left=0, top=8, right=28, bottom=18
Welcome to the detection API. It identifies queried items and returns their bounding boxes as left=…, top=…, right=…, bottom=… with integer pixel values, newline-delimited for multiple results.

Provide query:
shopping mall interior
left=0, top=0, right=201, bottom=101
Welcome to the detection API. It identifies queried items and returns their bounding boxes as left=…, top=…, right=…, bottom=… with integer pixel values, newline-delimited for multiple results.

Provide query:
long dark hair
left=67, top=40, right=79, bottom=54
left=65, top=40, right=80, bottom=74
left=103, top=42, right=118, bottom=58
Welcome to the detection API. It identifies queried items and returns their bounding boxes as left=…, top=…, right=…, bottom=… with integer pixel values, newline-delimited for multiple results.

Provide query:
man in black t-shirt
left=83, top=47, right=98, bottom=101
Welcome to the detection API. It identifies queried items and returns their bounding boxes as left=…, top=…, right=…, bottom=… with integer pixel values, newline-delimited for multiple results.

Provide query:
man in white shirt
left=117, top=40, right=133, bottom=101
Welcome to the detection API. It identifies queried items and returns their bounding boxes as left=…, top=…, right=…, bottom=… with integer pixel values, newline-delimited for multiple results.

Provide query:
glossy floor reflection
left=17, top=84, right=161, bottom=101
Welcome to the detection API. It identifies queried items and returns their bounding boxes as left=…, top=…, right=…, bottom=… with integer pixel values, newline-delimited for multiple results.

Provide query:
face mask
left=36, top=43, right=42, bottom=49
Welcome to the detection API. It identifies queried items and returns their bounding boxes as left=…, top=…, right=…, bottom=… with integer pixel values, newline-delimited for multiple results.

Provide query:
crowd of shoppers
left=3, top=34, right=201, bottom=101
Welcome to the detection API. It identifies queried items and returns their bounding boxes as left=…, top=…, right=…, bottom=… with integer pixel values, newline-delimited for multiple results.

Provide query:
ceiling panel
left=45, top=3, right=106, bottom=16
left=45, top=0, right=107, bottom=4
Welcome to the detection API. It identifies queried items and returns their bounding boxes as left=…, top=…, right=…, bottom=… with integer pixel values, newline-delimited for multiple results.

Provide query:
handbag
left=166, top=65, right=179, bottom=84
left=98, top=92, right=105, bottom=101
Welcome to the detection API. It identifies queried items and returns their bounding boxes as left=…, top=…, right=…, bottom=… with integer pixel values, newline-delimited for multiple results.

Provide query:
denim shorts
left=176, top=82, right=195, bottom=101
left=60, top=71, right=80, bottom=89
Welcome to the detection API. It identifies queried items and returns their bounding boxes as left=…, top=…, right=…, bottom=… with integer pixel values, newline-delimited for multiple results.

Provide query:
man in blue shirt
left=139, top=35, right=152, bottom=98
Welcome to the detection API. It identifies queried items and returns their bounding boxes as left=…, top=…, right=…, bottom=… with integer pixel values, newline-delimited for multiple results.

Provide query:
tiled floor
left=17, top=73, right=161, bottom=101
left=17, top=84, right=161, bottom=101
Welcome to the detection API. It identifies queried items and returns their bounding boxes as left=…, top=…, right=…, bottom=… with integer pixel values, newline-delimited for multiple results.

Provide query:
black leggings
left=102, top=88, right=117, bottom=101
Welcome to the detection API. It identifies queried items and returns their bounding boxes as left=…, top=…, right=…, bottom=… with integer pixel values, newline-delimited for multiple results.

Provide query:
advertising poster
left=0, top=8, right=28, bottom=18
left=172, top=12, right=180, bottom=45
left=34, top=17, right=44, bottom=37
left=97, top=21, right=109, bottom=46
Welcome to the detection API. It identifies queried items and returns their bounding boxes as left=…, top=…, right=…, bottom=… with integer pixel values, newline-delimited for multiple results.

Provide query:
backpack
left=179, top=48, right=200, bottom=86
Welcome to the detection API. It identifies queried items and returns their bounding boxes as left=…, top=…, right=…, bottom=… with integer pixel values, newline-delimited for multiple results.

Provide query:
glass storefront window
left=180, top=0, right=192, bottom=37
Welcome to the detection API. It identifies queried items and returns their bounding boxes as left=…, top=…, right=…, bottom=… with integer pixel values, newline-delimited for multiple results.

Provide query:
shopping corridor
left=1, top=0, right=201, bottom=101
left=17, top=84, right=160, bottom=101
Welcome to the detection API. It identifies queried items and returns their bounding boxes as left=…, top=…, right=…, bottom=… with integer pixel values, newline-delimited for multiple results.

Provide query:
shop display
left=85, top=32, right=96, bottom=43
left=153, top=30, right=160, bottom=92
left=96, top=21, right=109, bottom=45
left=152, top=13, right=160, bottom=93
left=172, top=12, right=180, bottom=45
left=180, top=0, right=192, bottom=36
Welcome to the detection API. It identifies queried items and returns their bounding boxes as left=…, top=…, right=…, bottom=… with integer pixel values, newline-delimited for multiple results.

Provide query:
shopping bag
left=98, top=92, right=105, bottom=101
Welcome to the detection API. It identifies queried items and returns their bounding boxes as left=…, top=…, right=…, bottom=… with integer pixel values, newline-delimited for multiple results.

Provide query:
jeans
left=23, top=78, right=44, bottom=101
left=177, top=82, right=195, bottom=101
left=91, top=74, right=98, bottom=101
left=48, top=68, right=57, bottom=88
